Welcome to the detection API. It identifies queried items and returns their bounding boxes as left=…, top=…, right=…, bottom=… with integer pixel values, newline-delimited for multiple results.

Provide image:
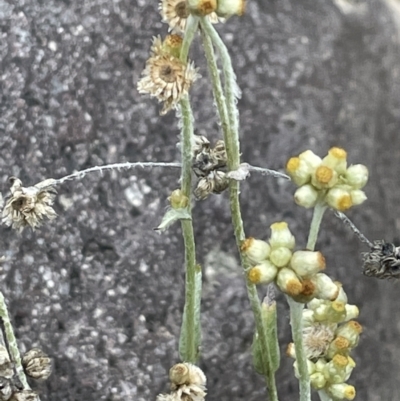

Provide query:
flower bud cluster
left=242, top=222, right=338, bottom=302
left=286, top=148, right=368, bottom=211
left=156, top=363, right=207, bottom=401
left=192, top=135, right=229, bottom=200
left=287, top=287, right=362, bottom=400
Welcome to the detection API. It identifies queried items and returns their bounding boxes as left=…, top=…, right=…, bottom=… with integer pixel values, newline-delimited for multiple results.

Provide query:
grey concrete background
left=1, top=0, right=400, bottom=400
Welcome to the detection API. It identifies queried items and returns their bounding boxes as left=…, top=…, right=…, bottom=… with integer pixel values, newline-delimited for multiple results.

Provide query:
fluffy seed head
left=302, top=323, right=335, bottom=359
left=22, top=348, right=52, bottom=381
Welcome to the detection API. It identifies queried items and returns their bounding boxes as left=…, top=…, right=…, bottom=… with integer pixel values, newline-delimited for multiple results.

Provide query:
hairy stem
left=306, top=201, right=328, bottom=251
left=200, top=18, right=278, bottom=401
left=178, top=16, right=201, bottom=363
left=286, top=295, right=311, bottom=401
left=0, top=292, right=30, bottom=389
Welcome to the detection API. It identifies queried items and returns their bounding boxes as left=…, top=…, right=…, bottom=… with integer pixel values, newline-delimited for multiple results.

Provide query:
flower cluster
left=137, top=35, right=199, bottom=115
left=156, top=363, right=207, bottom=401
left=286, top=287, right=362, bottom=400
left=192, top=135, right=229, bottom=199
left=286, top=147, right=368, bottom=211
left=2, top=177, right=57, bottom=232
left=242, top=222, right=339, bottom=303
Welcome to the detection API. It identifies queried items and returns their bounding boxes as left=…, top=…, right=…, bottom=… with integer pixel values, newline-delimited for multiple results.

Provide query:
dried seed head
left=362, top=240, right=400, bottom=279
left=210, top=171, right=229, bottom=194
left=192, top=135, right=210, bottom=157
left=22, top=348, right=52, bottom=381
left=137, top=53, right=199, bottom=115
left=192, top=150, right=217, bottom=177
left=194, top=176, right=214, bottom=200
left=210, top=140, right=227, bottom=169
left=2, top=177, right=57, bottom=232
left=0, top=346, right=13, bottom=379
left=302, top=323, right=335, bottom=359
left=9, top=390, right=39, bottom=401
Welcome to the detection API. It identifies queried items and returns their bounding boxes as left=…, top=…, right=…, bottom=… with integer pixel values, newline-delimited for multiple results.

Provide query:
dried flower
left=0, top=377, right=12, bottom=401
left=2, top=177, right=57, bottom=231
left=302, top=323, right=336, bottom=359
left=159, top=0, right=222, bottom=33
left=22, top=348, right=52, bottom=381
left=362, top=240, right=400, bottom=279
left=9, top=390, right=39, bottom=401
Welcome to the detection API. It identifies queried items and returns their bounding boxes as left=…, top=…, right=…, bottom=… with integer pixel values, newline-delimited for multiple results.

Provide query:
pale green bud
left=312, top=165, right=338, bottom=189
left=216, top=0, right=246, bottom=16
left=248, top=261, right=278, bottom=285
left=276, top=268, right=303, bottom=296
left=270, top=247, right=292, bottom=268
left=326, top=383, right=356, bottom=400
left=344, top=305, right=359, bottom=321
left=345, top=164, right=368, bottom=189
left=299, top=150, right=322, bottom=169
left=350, top=189, right=367, bottom=206
left=335, top=321, right=363, bottom=348
left=323, top=354, right=349, bottom=384
left=325, top=187, right=352, bottom=211
left=312, top=273, right=340, bottom=301
left=294, top=184, right=319, bottom=208
left=322, top=147, right=348, bottom=175
left=290, top=250, right=326, bottom=278
left=286, top=157, right=313, bottom=186
left=294, top=360, right=315, bottom=379
left=310, top=372, right=326, bottom=390
left=241, top=237, right=271, bottom=264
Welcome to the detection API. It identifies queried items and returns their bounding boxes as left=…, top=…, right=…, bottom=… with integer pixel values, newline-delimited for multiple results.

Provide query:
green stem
left=306, top=201, right=328, bottom=251
left=200, top=17, right=278, bottom=401
left=286, top=296, right=311, bottom=401
left=0, top=291, right=30, bottom=389
left=318, top=390, right=333, bottom=401
left=177, top=18, right=201, bottom=363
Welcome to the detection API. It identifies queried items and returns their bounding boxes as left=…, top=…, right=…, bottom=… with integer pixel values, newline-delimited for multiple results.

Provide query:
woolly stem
left=178, top=16, right=201, bottom=363
left=200, top=17, right=278, bottom=401
left=306, top=202, right=328, bottom=251
left=0, top=291, right=30, bottom=389
left=334, top=211, right=373, bottom=248
left=287, top=295, right=311, bottom=401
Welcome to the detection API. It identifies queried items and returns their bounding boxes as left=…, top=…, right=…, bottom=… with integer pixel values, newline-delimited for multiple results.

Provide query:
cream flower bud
left=216, top=0, right=246, bottom=16
left=286, top=157, right=313, bottom=186
left=248, top=261, right=278, bottom=285
left=344, top=356, right=356, bottom=381
left=326, top=383, right=356, bottom=400
left=270, top=247, right=292, bottom=268
left=324, top=354, right=349, bottom=384
left=345, top=164, right=368, bottom=189
left=269, top=222, right=295, bottom=249
left=322, top=147, right=348, bottom=174
left=312, top=273, right=340, bottom=301
left=294, top=360, right=315, bottom=379
left=310, top=372, right=327, bottom=390
left=294, top=184, right=319, bottom=208
left=315, top=358, right=327, bottom=372
left=344, top=304, right=359, bottom=321
left=350, top=189, right=367, bottom=206
left=169, top=363, right=206, bottom=386
left=325, top=188, right=353, bottom=211
left=169, top=189, right=189, bottom=209
left=327, top=336, right=351, bottom=359
left=299, top=150, right=322, bottom=169
left=290, top=251, right=326, bottom=278
left=335, top=321, right=363, bottom=348
left=276, top=268, right=303, bottom=296
left=334, top=283, right=348, bottom=304
left=307, top=298, right=324, bottom=311
left=241, top=238, right=271, bottom=264
left=312, top=165, right=338, bottom=189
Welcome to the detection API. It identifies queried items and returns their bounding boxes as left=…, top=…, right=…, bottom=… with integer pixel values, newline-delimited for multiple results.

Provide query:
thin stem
left=53, top=162, right=181, bottom=185
left=200, top=18, right=240, bottom=169
left=0, top=292, right=30, bottom=389
left=177, top=15, right=200, bottom=362
left=200, top=18, right=278, bottom=401
left=334, top=211, right=373, bottom=248
left=306, top=202, right=328, bottom=251
left=286, top=296, right=311, bottom=401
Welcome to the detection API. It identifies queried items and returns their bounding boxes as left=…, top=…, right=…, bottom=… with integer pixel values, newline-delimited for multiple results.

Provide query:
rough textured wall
left=1, top=0, right=400, bottom=400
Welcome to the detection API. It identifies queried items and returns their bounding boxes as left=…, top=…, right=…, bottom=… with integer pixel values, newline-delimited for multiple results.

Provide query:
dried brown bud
left=22, top=348, right=52, bottom=381
left=194, top=176, right=214, bottom=200
left=9, top=390, right=39, bottom=401
left=211, top=171, right=229, bottom=194
left=0, top=378, right=12, bottom=401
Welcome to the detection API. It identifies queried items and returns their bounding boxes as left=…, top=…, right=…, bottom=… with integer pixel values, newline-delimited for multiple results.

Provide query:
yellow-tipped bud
left=294, top=184, right=319, bottom=208
left=276, top=268, right=303, bottom=296
left=290, top=251, right=326, bottom=278
left=286, top=157, right=313, bottom=186
left=335, top=321, right=363, bottom=348
left=270, top=247, right=292, bottom=268
left=325, top=188, right=353, bottom=211
left=241, top=238, right=271, bottom=264
left=248, top=261, right=278, bottom=285
left=327, top=383, right=356, bottom=400
left=345, top=164, right=368, bottom=189
left=327, top=336, right=351, bottom=359
left=216, top=0, right=246, bottom=16
left=324, top=354, right=349, bottom=384
left=322, top=147, right=348, bottom=174
left=350, top=189, right=367, bottom=206
left=310, top=372, right=327, bottom=390
left=326, top=300, right=347, bottom=323
left=269, top=222, right=295, bottom=249
left=315, top=358, right=327, bottom=372
left=312, top=165, right=338, bottom=189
